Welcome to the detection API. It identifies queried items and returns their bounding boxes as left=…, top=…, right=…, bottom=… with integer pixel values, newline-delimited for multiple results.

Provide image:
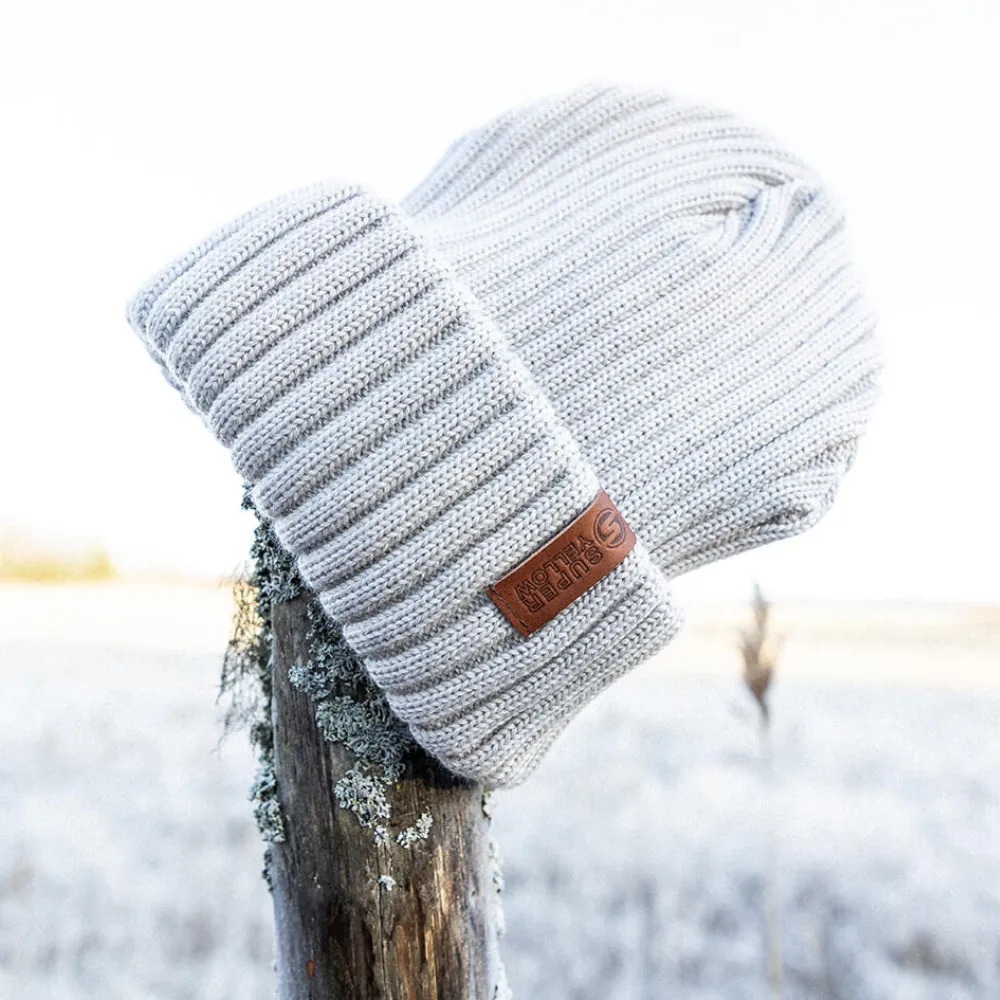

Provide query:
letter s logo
left=594, top=507, right=628, bottom=549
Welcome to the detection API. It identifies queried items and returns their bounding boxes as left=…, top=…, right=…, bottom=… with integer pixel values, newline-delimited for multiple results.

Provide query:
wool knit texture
left=127, top=86, right=879, bottom=787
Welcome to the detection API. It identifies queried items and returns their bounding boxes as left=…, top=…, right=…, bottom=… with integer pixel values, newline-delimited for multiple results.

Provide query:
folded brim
left=128, top=181, right=681, bottom=787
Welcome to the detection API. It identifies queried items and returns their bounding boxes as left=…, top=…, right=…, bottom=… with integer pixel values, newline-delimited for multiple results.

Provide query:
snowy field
left=1, top=583, right=998, bottom=999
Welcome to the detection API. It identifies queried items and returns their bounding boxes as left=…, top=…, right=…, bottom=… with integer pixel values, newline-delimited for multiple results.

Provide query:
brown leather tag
left=486, top=490, right=636, bottom=637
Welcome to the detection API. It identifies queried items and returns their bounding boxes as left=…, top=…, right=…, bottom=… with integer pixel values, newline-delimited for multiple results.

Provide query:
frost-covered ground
left=1, top=584, right=998, bottom=999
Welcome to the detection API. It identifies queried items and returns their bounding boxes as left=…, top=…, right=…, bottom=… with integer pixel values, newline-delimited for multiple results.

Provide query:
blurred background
left=1, top=1, right=997, bottom=998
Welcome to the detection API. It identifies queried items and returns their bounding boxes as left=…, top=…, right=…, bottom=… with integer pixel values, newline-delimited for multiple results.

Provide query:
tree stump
left=268, top=595, right=506, bottom=1000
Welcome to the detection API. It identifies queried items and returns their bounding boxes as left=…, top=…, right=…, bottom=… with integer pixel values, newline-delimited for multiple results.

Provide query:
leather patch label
left=487, top=490, right=636, bottom=637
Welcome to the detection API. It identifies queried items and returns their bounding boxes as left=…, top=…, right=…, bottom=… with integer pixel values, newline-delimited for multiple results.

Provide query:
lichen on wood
left=396, top=811, right=433, bottom=847
left=220, top=494, right=303, bottom=868
left=222, top=494, right=508, bottom=998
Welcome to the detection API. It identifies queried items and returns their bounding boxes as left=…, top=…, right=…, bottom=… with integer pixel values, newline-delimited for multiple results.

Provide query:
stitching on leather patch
left=486, top=490, right=636, bottom=637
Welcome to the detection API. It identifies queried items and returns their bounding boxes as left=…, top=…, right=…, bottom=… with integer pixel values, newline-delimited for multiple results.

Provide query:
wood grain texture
left=269, top=596, right=504, bottom=1000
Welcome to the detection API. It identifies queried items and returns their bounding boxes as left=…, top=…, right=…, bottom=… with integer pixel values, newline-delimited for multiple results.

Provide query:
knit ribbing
left=128, top=180, right=682, bottom=787
left=406, top=86, right=880, bottom=581
left=128, top=85, right=879, bottom=787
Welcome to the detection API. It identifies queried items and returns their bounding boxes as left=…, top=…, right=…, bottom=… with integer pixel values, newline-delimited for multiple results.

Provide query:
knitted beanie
left=127, top=85, right=879, bottom=787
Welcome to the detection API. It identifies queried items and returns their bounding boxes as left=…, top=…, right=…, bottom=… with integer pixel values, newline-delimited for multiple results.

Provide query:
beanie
left=127, top=85, right=879, bottom=787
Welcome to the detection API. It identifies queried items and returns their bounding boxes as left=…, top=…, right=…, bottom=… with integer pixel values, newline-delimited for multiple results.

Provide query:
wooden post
left=267, top=594, right=506, bottom=1000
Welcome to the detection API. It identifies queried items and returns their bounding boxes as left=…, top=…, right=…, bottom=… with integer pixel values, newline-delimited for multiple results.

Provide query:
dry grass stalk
left=739, top=583, right=784, bottom=1000
left=740, top=583, right=782, bottom=726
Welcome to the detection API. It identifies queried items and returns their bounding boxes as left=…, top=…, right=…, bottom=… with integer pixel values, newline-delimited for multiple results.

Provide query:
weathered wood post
left=225, top=512, right=508, bottom=1000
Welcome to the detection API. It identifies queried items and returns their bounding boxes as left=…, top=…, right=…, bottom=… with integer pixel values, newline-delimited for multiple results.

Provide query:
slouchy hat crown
left=128, top=86, right=879, bottom=786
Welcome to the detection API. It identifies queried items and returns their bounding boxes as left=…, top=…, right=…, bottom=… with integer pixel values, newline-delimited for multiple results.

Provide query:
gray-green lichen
left=396, top=811, right=433, bottom=848
left=312, top=696, right=408, bottom=780
left=249, top=759, right=285, bottom=845
left=288, top=593, right=417, bottom=844
left=220, top=495, right=303, bottom=881
left=223, top=492, right=426, bottom=863
left=333, top=765, right=393, bottom=829
left=376, top=874, right=396, bottom=892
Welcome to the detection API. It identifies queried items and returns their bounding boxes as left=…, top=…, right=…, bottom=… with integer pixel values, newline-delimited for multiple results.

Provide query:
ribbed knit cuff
left=128, top=181, right=681, bottom=787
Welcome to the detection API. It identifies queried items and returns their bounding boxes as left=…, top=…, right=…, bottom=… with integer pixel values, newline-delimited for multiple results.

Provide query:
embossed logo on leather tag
left=486, top=490, right=636, bottom=637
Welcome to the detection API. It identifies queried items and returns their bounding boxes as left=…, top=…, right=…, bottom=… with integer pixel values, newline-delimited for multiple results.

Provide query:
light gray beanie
left=127, top=85, right=879, bottom=787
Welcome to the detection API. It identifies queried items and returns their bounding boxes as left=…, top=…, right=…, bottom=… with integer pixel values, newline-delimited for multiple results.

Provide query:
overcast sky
left=1, top=0, right=997, bottom=603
